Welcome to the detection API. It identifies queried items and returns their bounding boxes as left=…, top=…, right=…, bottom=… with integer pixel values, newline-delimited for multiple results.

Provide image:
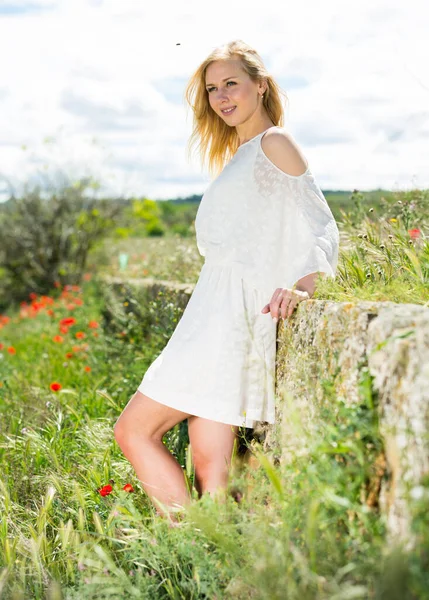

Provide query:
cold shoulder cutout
left=259, top=127, right=310, bottom=178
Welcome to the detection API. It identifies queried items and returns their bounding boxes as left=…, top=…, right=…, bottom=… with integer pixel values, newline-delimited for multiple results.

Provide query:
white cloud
left=0, top=0, right=428, bottom=201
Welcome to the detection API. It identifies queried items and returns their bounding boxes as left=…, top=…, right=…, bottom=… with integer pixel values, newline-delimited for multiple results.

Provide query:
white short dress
left=137, top=126, right=339, bottom=428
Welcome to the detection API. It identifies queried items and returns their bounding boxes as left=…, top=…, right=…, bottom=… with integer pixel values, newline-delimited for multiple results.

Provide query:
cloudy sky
left=0, top=0, right=428, bottom=202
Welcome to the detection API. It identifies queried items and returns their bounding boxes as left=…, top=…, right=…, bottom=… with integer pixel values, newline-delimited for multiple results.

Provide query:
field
left=0, top=185, right=428, bottom=599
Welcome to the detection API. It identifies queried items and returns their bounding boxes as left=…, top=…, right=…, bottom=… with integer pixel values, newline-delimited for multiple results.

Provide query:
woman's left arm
left=258, top=130, right=339, bottom=320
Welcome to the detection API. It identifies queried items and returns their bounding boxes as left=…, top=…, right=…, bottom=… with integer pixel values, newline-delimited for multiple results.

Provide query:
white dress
left=137, top=126, right=339, bottom=428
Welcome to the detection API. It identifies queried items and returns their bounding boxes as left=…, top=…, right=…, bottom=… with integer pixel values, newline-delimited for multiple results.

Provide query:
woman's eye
left=207, top=81, right=236, bottom=93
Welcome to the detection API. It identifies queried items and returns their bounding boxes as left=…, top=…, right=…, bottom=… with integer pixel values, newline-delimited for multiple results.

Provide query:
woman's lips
left=221, top=106, right=236, bottom=116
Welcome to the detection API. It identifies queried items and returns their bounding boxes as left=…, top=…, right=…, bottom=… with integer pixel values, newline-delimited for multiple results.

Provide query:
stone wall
left=257, top=299, right=429, bottom=548
left=101, top=275, right=429, bottom=547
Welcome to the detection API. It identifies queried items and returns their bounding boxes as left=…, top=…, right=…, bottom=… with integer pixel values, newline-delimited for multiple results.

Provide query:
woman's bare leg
left=114, top=391, right=192, bottom=520
left=187, top=415, right=239, bottom=500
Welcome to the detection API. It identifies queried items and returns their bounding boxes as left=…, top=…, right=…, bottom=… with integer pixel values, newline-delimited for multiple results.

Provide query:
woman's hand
left=261, top=287, right=310, bottom=322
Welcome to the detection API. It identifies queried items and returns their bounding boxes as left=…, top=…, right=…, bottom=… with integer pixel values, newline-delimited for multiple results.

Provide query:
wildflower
left=397, top=200, right=402, bottom=204
left=83, top=273, right=92, bottom=281
left=74, top=298, right=83, bottom=306
left=65, top=352, right=74, bottom=359
left=389, top=218, right=397, bottom=223
left=123, top=483, right=134, bottom=493
left=84, top=366, right=91, bottom=372
left=7, top=347, right=16, bottom=355
left=46, top=401, right=52, bottom=408
left=29, top=292, right=37, bottom=300
left=369, top=207, right=374, bottom=212
left=379, top=244, right=385, bottom=249
left=50, top=382, right=62, bottom=392
left=21, top=427, right=28, bottom=434
left=362, top=233, right=368, bottom=239
left=408, top=228, right=421, bottom=240
left=0, top=343, right=3, bottom=350
left=366, top=273, right=371, bottom=278
left=88, top=320, right=99, bottom=329
left=75, top=332, right=85, bottom=339
left=408, top=240, right=414, bottom=245
left=98, top=484, right=113, bottom=496
left=60, top=317, right=76, bottom=327
left=388, top=234, right=393, bottom=239
left=59, top=325, right=69, bottom=334
left=53, top=335, right=64, bottom=343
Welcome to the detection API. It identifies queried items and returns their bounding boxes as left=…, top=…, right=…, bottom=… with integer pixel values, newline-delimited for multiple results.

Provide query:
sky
left=0, top=0, right=428, bottom=202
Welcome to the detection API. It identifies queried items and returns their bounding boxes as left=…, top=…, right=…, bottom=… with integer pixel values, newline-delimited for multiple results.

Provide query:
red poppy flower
left=123, top=483, right=134, bottom=493
left=75, top=332, right=85, bottom=339
left=0, top=343, right=3, bottom=350
left=98, top=484, right=113, bottom=496
left=7, top=346, right=16, bottom=355
left=84, top=366, right=91, bottom=372
left=408, top=228, right=421, bottom=240
left=60, top=317, right=76, bottom=326
left=50, top=382, right=62, bottom=392
left=29, top=292, right=37, bottom=300
left=88, top=320, right=99, bottom=329
left=53, top=335, right=64, bottom=343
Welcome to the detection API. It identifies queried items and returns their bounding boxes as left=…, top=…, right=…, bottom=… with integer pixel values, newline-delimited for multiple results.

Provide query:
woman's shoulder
left=260, top=126, right=309, bottom=178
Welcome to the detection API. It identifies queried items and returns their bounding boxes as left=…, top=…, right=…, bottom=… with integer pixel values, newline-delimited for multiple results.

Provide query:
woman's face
left=205, top=58, right=264, bottom=125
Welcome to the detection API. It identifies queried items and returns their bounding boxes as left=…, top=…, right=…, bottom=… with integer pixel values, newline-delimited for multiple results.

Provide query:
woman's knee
left=113, top=390, right=189, bottom=449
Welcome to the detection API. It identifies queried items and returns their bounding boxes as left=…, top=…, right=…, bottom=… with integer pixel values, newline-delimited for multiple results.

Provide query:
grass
left=0, top=187, right=428, bottom=598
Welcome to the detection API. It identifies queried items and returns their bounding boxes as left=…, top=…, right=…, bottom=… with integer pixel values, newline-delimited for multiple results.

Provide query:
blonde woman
left=114, top=39, right=339, bottom=522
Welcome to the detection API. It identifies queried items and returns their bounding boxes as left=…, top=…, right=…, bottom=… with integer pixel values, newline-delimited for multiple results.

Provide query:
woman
left=113, top=39, right=339, bottom=522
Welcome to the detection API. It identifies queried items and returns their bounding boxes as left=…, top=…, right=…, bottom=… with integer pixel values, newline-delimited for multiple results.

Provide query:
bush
left=0, top=178, right=121, bottom=307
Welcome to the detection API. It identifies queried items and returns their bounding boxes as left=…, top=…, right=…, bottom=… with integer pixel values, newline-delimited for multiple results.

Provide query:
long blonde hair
left=184, top=39, right=288, bottom=178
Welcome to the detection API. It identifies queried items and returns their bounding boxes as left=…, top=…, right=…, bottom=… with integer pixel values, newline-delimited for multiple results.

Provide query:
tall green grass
left=0, top=186, right=428, bottom=598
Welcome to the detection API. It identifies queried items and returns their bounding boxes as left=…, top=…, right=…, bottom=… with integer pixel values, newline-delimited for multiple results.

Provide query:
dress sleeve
left=249, top=147, right=340, bottom=293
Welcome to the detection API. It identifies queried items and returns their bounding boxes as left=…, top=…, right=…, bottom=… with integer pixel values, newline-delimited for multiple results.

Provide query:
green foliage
left=131, top=198, right=161, bottom=221
left=0, top=178, right=121, bottom=308
left=0, top=183, right=428, bottom=597
left=145, top=219, right=165, bottom=237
